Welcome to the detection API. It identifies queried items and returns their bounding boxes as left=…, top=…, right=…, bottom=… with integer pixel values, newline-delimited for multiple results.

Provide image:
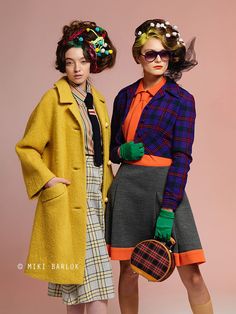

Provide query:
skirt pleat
left=105, top=163, right=206, bottom=266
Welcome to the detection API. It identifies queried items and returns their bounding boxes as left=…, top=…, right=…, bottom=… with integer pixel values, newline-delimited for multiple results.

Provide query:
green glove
left=120, top=141, right=144, bottom=161
left=155, top=209, right=175, bottom=242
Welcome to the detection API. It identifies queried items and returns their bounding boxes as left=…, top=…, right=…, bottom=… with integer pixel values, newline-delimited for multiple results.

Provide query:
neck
left=142, top=73, right=165, bottom=90
left=67, top=78, right=87, bottom=91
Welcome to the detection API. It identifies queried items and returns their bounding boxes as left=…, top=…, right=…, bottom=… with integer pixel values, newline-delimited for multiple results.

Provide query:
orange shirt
left=122, top=77, right=172, bottom=167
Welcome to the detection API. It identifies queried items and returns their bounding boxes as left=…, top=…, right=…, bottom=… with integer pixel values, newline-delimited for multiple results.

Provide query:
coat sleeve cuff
left=161, top=199, right=179, bottom=212
left=24, top=171, right=55, bottom=199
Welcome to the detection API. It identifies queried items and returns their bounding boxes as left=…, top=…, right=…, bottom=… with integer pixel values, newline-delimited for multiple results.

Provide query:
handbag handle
left=154, top=236, right=176, bottom=250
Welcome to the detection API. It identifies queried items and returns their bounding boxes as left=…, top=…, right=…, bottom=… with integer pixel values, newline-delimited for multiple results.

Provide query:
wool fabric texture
left=16, top=77, right=113, bottom=284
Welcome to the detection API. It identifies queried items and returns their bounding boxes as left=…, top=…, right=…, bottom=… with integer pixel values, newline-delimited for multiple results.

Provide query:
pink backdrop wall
left=1, top=0, right=236, bottom=313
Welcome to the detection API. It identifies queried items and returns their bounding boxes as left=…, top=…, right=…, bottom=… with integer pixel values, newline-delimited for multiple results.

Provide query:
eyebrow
left=143, top=49, right=165, bottom=52
left=65, top=57, right=86, bottom=61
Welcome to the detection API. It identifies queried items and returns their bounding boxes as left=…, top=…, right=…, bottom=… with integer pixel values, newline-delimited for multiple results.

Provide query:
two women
left=16, top=20, right=116, bottom=314
left=105, top=19, right=213, bottom=314
left=16, top=17, right=213, bottom=314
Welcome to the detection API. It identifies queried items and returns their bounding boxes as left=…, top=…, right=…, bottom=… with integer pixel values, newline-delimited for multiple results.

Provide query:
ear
left=135, top=56, right=140, bottom=64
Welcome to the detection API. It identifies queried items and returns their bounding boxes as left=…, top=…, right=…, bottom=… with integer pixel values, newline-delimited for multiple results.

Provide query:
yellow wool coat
left=16, top=77, right=113, bottom=284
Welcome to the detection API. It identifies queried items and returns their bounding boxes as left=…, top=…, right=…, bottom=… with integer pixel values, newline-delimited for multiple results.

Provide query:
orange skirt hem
left=107, top=245, right=206, bottom=266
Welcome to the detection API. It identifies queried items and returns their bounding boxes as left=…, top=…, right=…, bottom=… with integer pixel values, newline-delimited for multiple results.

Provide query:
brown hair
left=132, top=19, right=197, bottom=81
left=56, top=20, right=116, bottom=73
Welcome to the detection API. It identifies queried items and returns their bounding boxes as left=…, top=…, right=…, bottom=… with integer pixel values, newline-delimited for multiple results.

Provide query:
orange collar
left=135, top=77, right=166, bottom=96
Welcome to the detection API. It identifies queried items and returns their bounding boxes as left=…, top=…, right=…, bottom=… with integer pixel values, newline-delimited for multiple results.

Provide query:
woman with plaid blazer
left=105, top=19, right=213, bottom=314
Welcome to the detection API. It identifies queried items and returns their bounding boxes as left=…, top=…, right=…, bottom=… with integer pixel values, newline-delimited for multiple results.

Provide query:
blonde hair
left=132, top=19, right=197, bottom=81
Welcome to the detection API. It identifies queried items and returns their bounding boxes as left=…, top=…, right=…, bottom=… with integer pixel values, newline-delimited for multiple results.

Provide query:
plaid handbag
left=130, top=238, right=176, bottom=282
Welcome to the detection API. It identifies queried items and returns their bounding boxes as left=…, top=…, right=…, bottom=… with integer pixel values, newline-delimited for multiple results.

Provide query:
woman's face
left=138, top=37, right=169, bottom=78
left=65, top=47, right=90, bottom=89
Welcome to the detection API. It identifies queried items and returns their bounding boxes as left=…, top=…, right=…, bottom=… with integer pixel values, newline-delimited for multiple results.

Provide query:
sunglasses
left=140, top=50, right=171, bottom=62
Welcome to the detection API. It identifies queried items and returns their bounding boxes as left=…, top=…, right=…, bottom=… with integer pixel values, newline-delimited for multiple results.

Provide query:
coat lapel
left=55, top=77, right=108, bottom=136
left=54, top=77, right=85, bottom=130
left=91, top=86, right=106, bottom=129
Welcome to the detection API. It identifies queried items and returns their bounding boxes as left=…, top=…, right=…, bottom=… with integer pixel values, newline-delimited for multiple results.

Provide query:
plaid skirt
left=105, top=163, right=206, bottom=266
left=48, top=156, right=115, bottom=304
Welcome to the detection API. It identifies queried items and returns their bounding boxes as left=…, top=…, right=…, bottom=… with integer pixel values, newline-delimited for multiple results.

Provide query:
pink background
left=1, top=0, right=236, bottom=313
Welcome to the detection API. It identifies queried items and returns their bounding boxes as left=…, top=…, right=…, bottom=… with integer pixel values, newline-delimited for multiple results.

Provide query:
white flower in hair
left=150, top=22, right=155, bottom=27
left=165, top=21, right=170, bottom=25
left=172, top=32, right=178, bottom=36
left=156, top=23, right=161, bottom=28
left=177, top=38, right=185, bottom=46
left=160, top=23, right=166, bottom=29
left=173, top=25, right=178, bottom=30
left=166, top=33, right=171, bottom=38
left=137, top=31, right=142, bottom=36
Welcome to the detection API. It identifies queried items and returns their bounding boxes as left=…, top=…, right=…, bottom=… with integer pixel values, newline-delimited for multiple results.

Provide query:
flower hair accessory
left=135, top=20, right=185, bottom=46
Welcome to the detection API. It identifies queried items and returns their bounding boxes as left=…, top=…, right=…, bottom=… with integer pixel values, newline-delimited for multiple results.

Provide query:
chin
left=73, top=79, right=86, bottom=85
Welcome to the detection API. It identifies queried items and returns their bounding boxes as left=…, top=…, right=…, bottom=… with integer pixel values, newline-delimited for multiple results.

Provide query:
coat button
left=104, top=197, right=109, bottom=203
left=105, top=122, right=109, bottom=128
left=107, top=160, right=112, bottom=166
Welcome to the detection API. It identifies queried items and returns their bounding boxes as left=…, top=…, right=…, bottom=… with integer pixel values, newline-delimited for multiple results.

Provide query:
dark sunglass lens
left=159, top=50, right=170, bottom=60
left=144, top=51, right=157, bottom=62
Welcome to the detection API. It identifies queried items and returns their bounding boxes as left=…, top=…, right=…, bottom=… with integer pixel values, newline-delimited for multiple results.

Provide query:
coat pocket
left=40, top=183, right=67, bottom=202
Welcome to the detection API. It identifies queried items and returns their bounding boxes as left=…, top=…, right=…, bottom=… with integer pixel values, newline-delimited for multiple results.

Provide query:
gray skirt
left=105, top=163, right=205, bottom=266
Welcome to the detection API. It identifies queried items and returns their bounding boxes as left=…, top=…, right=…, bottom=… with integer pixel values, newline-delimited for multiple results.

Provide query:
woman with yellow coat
left=16, top=20, right=116, bottom=314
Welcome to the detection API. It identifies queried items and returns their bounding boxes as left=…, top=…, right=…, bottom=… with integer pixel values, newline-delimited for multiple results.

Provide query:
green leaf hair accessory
left=67, top=36, right=84, bottom=48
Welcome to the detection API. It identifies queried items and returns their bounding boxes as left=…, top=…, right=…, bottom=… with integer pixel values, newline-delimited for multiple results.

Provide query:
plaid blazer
left=110, top=78, right=196, bottom=211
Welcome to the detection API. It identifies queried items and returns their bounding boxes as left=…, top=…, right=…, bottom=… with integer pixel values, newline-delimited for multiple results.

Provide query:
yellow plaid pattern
left=48, top=156, right=114, bottom=304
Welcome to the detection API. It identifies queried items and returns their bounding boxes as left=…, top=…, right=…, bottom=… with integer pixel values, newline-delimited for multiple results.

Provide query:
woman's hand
left=119, top=141, right=144, bottom=161
left=155, top=208, right=175, bottom=242
left=44, top=177, right=71, bottom=189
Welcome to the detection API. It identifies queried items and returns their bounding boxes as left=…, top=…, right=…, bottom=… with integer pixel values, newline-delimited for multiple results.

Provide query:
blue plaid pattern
left=110, top=79, right=196, bottom=211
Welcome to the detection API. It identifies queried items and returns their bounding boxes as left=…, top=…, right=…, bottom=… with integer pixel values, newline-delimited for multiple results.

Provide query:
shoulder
left=166, top=80, right=194, bottom=103
left=30, top=83, right=62, bottom=120
left=40, top=88, right=58, bottom=102
left=36, top=88, right=58, bottom=111
left=114, top=79, right=141, bottom=104
left=117, top=79, right=141, bottom=96
left=165, top=80, right=195, bottom=113
left=166, top=79, right=194, bottom=101
left=90, top=85, right=106, bottom=103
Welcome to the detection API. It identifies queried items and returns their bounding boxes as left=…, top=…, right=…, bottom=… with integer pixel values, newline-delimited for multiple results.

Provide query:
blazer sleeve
left=162, top=93, right=196, bottom=211
left=110, top=92, right=125, bottom=164
left=15, top=90, right=56, bottom=199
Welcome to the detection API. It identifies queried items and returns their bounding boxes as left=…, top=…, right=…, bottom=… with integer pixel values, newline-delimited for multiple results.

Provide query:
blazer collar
left=126, top=77, right=181, bottom=101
